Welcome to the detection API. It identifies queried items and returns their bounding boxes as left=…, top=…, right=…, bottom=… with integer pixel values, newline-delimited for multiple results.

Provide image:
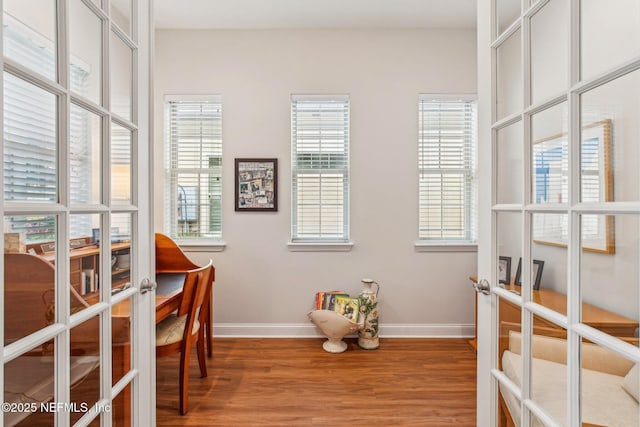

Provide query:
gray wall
left=154, top=29, right=478, bottom=336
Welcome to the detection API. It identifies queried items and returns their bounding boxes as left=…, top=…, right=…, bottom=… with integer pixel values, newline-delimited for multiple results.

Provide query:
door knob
left=140, top=278, right=157, bottom=294
left=473, top=278, right=491, bottom=295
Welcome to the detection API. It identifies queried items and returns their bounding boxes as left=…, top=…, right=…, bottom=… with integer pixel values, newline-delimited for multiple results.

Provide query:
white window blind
left=3, top=18, right=92, bottom=242
left=291, top=95, right=350, bottom=242
left=165, top=97, right=222, bottom=239
left=418, top=96, right=477, bottom=242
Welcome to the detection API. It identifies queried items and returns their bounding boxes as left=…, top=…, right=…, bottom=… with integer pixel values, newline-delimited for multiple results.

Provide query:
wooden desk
left=155, top=273, right=186, bottom=322
left=469, top=278, right=639, bottom=351
left=110, top=272, right=186, bottom=324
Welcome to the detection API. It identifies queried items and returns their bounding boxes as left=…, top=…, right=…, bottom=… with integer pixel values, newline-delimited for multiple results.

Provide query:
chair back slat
left=177, top=261, right=213, bottom=319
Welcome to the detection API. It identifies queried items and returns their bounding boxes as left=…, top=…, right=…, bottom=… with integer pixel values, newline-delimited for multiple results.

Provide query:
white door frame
left=134, top=0, right=155, bottom=424
left=476, top=0, right=495, bottom=425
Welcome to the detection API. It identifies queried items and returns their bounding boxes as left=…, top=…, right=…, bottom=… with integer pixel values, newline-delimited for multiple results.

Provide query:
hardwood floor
left=156, top=338, right=477, bottom=426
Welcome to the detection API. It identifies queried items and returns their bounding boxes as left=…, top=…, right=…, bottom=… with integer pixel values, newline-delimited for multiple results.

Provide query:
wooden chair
left=156, top=260, right=213, bottom=415
left=155, top=233, right=215, bottom=357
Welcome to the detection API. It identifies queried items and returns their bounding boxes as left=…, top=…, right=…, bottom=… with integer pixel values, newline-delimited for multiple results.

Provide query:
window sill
left=288, top=241, right=354, bottom=252
left=414, top=242, right=477, bottom=253
left=174, top=240, right=226, bottom=252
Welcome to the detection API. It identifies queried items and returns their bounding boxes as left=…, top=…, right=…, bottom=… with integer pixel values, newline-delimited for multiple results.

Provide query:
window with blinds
left=165, top=97, right=222, bottom=239
left=418, top=96, right=477, bottom=242
left=291, top=95, right=350, bottom=242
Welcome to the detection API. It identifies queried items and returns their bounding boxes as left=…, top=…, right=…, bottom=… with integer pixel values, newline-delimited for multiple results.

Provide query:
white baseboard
left=213, top=323, right=475, bottom=338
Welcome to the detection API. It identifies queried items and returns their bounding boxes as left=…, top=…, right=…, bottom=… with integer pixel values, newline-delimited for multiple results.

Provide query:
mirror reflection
left=580, top=341, right=639, bottom=426
left=3, top=215, right=57, bottom=346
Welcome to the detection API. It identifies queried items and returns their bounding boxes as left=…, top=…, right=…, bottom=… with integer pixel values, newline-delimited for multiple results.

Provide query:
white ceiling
left=154, top=0, right=477, bottom=30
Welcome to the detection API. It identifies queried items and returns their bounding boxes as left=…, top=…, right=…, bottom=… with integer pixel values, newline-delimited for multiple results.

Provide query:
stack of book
left=314, top=291, right=360, bottom=323
left=81, top=269, right=98, bottom=295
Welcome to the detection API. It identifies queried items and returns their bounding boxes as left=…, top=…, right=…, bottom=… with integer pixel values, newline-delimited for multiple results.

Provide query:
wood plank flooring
left=156, top=338, right=477, bottom=426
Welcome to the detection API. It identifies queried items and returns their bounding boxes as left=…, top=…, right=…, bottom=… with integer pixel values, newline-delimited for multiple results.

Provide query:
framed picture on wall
left=235, top=158, right=278, bottom=212
left=498, top=256, right=511, bottom=285
left=532, top=119, right=614, bottom=254
left=514, top=258, right=545, bottom=290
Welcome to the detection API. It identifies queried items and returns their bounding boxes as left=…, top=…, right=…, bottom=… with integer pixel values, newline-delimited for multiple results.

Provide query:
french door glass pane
left=4, top=343, right=56, bottom=426
left=532, top=213, right=567, bottom=308
left=530, top=412, right=548, bottom=427
left=496, top=121, right=523, bottom=204
left=579, top=214, right=638, bottom=344
left=497, top=29, right=522, bottom=120
left=69, top=0, right=103, bottom=104
left=497, top=211, right=522, bottom=288
left=3, top=73, right=58, bottom=203
left=497, top=295, right=523, bottom=424
left=531, top=102, right=568, bottom=205
left=530, top=0, right=569, bottom=104
left=71, top=105, right=102, bottom=205
left=580, top=340, right=639, bottom=425
left=110, top=32, right=132, bottom=121
left=530, top=324, right=568, bottom=426
left=499, top=386, right=521, bottom=427
left=70, top=315, right=101, bottom=425
left=112, top=298, right=132, bottom=386
left=111, top=0, right=132, bottom=38
left=112, top=383, right=132, bottom=427
left=580, top=69, right=639, bottom=203
left=69, top=214, right=101, bottom=312
left=3, top=0, right=56, bottom=82
left=111, top=213, right=132, bottom=287
left=111, top=123, right=132, bottom=204
left=496, top=0, right=520, bottom=37
left=4, top=214, right=57, bottom=345
left=581, top=0, right=640, bottom=81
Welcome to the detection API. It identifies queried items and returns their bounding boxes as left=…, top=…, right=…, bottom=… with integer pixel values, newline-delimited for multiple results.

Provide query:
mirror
left=532, top=119, right=614, bottom=254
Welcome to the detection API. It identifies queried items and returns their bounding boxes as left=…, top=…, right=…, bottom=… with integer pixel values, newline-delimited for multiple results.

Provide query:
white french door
left=1, top=0, right=154, bottom=425
left=477, top=0, right=640, bottom=426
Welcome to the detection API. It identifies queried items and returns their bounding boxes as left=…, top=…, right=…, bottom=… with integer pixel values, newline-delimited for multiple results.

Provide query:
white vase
left=358, top=278, right=380, bottom=350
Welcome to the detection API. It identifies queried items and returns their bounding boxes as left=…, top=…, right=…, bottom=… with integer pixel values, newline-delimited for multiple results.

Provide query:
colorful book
left=333, top=296, right=360, bottom=322
left=315, top=292, right=325, bottom=310
left=323, top=292, right=348, bottom=310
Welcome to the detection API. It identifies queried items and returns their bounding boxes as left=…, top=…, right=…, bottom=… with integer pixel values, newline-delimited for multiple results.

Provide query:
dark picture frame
left=235, top=158, right=278, bottom=212
left=498, top=256, right=511, bottom=285
left=514, top=258, right=545, bottom=290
